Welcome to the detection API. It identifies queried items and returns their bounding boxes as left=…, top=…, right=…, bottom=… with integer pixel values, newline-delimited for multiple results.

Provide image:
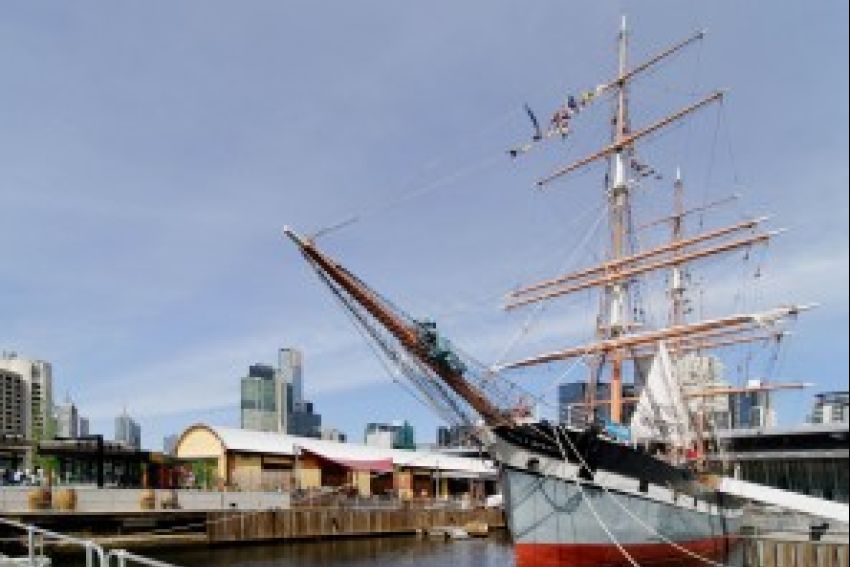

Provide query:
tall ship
left=284, top=19, right=816, bottom=567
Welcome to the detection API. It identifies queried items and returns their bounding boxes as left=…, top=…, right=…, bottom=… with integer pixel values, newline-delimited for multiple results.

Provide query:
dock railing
left=107, top=549, right=181, bottom=567
left=0, top=517, right=181, bottom=567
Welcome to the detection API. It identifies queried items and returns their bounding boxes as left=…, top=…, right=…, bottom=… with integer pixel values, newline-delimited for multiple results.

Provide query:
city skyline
left=1, top=2, right=847, bottom=450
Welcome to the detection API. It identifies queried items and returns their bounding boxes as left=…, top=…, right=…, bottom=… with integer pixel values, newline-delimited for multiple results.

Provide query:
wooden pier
left=206, top=507, right=505, bottom=543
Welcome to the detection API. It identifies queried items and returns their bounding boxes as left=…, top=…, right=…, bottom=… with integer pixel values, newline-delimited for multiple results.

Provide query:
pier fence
left=742, top=534, right=849, bottom=567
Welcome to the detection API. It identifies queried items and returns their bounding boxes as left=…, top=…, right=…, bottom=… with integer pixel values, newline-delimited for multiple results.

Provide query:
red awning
left=304, top=449, right=394, bottom=473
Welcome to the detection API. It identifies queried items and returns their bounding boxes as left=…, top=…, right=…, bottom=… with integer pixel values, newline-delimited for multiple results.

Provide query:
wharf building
left=174, top=424, right=497, bottom=499
left=709, top=422, right=849, bottom=503
left=36, top=435, right=178, bottom=488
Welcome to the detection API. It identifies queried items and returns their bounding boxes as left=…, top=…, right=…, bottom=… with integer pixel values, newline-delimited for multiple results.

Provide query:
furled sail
left=629, top=341, right=693, bottom=448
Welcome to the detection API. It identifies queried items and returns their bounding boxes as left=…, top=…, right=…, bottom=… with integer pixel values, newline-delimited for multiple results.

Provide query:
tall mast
left=606, top=15, right=631, bottom=424
left=670, top=168, right=686, bottom=327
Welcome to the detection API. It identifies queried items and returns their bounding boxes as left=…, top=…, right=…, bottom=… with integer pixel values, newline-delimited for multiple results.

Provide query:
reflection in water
left=149, top=533, right=515, bottom=567
left=57, top=531, right=742, bottom=567
left=146, top=533, right=742, bottom=567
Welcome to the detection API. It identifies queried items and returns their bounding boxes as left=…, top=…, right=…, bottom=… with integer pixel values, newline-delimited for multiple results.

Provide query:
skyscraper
left=240, top=363, right=288, bottom=433
left=278, top=348, right=303, bottom=407
left=289, top=400, right=322, bottom=438
left=78, top=416, right=90, bottom=436
left=55, top=396, right=79, bottom=438
left=115, top=410, right=141, bottom=450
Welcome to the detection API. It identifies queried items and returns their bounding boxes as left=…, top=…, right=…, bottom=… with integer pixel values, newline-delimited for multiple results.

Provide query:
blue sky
left=1, top=2, right=847, bottom=450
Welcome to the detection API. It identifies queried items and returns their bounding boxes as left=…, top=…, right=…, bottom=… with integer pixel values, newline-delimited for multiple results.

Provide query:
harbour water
left=146, top=533, right=515, bottom=567
left=133, top=533, right=745, bottom=567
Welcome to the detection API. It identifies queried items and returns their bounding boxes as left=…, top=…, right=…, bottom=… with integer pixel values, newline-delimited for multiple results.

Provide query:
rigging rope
left=701, top=103, right=724, bottom=208
left=489, top=205, right=608, bottom=371
left=546, top=424, right=643, bottom=567
left=310, top=152, right=505, bottom=240
left=309, top=257, right=474, bottom=425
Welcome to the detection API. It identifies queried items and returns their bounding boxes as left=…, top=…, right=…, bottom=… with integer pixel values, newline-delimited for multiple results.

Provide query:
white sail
left=629, top=341, right=693, bottom=448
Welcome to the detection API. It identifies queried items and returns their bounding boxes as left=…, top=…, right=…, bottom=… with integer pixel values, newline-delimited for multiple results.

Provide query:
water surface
left=150, top=533, right=515, bottom=567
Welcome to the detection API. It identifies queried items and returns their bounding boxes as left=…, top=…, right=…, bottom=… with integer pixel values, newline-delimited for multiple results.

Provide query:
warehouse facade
left=174, top=424, right=497, bottom=500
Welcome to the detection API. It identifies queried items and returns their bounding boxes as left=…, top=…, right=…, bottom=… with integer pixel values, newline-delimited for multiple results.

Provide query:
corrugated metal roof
left=206, top=425, right=495, bottom=475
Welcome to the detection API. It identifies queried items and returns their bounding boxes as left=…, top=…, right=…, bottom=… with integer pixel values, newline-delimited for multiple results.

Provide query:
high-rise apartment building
left=0, top=368, right=25, bottom=437
left=732, top=379, right=776, bottom=429
left=674, top=354, right=732, bottom=430
left=808, top=391, right=849, bottom=424
left=115, top=410, right=141, bottom=450
left=0, top=352, right=53, bottom=441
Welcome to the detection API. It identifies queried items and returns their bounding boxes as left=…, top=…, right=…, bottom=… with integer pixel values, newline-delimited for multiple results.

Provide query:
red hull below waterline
left=515, top=536, right=738, bottom=567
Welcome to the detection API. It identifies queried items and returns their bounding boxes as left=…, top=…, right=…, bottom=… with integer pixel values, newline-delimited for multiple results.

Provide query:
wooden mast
left=283, top=228, right=511, bottom=427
